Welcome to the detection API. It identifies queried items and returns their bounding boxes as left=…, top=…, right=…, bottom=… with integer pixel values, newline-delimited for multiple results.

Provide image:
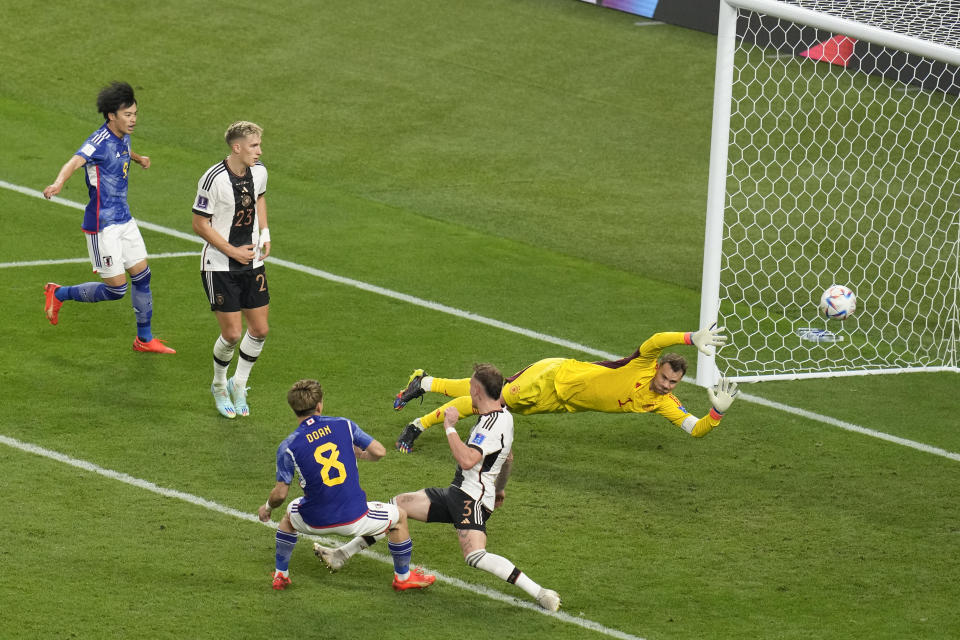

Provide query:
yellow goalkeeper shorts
left=501, top=357, right=567, bottom=415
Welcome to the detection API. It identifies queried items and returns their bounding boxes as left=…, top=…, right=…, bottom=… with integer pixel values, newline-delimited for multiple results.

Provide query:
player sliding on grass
left=315, top=364, right=561, bottom=611
left=42, top=81, right=175, bottom=354
left=258, top=379, right=435, bottom=592
left=393, top=325, right=739, bottom=453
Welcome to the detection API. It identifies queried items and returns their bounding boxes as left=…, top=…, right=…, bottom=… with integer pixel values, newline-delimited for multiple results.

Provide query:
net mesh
left=715, top=1, right=960, bottom=380
left=784, top=1, right=960, bottom=51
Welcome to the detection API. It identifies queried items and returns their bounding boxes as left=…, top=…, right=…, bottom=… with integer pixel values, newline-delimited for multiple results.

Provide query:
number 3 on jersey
left=313, top=442, right=347, bottom=486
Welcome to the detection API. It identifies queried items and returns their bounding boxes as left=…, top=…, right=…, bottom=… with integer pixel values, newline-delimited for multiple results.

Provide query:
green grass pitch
left=0, top=1, right=957, bottom=639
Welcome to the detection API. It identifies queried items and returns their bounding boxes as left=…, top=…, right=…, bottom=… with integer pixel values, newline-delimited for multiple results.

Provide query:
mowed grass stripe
left=3, top=179, right=957, bottom=464
left=0, top=433, right=647, bottom=640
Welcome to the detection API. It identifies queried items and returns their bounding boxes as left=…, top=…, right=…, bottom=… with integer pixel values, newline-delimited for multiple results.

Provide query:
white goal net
left=698, top=0, right=960, bottom=384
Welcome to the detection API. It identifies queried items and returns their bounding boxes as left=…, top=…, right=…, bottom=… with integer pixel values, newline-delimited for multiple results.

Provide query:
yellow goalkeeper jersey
left=553, top=331, right=693, bottom=426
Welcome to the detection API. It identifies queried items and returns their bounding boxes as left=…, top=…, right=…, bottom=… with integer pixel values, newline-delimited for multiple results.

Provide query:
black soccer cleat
left=393, top=369, right=427, bottom=411
left=395, top=423, right=423, bottom=454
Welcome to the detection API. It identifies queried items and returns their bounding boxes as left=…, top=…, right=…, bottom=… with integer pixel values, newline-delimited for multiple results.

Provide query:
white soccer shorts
left=287, top=498, right=399, bottom=537
left=85, top=219, right=148, bottom=278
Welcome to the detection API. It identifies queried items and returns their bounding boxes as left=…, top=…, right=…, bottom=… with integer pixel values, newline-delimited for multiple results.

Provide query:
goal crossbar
left=724, top=0, right=960, bottom=67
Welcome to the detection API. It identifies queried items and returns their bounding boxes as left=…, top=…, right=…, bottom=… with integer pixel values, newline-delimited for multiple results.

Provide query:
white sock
left=212, top=336, right=236, bottom=386
left=343, top=532, right=384, bottom=559
left=466, top=550, right=542, bottom=599
left=513, top=572, right=543, bottom=599
left=233, top=331, right=265, bottom=386
left=421, top=375, right=434, bottom=392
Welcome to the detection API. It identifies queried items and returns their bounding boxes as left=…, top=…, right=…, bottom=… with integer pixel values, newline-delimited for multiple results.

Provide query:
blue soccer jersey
left=275, top=415, right=375, bottom=528
left=75, top=123, right=134, bottom=233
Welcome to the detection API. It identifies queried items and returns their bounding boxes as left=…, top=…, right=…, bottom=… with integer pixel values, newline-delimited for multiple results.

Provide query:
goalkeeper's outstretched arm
left=637, top=324, right=728, bottom=361
left=678, top=376, right=740, bottom=437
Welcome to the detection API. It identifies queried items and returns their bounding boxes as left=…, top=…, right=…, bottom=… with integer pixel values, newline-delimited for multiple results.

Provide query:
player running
left=315, top=364, right=561, bottom=611
left=393, top=325, right=739, bottom=452
left=258, top=379, right=435, bottom=592
left=42, top=81, right=175, bottom=354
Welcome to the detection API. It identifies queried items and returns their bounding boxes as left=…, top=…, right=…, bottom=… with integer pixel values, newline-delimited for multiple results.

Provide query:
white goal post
left=697, top=0, right=960, bottom=385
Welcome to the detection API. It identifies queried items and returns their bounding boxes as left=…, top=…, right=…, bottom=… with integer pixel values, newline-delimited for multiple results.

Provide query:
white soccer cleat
left=536, top=587, right=561, bottom=612
left=313, top=543, right=348, bottom=572
left=227, top=377, right=250, bottom=417
left=211, top=383, right=236, bottom=419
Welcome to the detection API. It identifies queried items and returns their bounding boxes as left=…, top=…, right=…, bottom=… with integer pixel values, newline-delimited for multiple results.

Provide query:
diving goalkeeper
left=393, top=326, right=739, bottom=453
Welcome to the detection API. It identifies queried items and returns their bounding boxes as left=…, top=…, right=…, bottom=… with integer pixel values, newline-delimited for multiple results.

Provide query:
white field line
left=0, top=252, right=197, bottom=269
left=0, top=433, right=645, bottom=640
left=741, top=392, right=960, bottom=462
left=3, top=178, right=958, bottom=465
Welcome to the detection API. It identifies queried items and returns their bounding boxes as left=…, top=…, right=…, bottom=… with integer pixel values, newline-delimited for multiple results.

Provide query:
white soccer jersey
left=451, top=408, right=514, bottom=512
left=192, top=160, right=268, bottom=271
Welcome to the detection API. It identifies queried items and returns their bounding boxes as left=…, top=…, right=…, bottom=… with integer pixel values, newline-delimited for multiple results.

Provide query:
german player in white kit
left=314, top=364, right=562, bottom=611
left=192, top=121, right=271, bottom=419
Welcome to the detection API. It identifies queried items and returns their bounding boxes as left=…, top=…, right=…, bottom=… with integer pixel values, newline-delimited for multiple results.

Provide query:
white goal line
left=3, top=179, right=958, bottom=464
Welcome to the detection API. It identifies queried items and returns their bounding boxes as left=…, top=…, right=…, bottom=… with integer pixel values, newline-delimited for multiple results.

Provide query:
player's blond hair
left=225, top=120, right=263, bottom=146
left=287, top=379, right=323, bottom=417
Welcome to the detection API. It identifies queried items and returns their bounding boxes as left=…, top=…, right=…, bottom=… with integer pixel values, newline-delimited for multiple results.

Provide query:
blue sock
left=58, top=282, right=126, bottom=302
left=130, top=267, right=153, bottom=341
left=388, top=538, right=413, bottom=577
left=275, top=530, right=298, bottom=573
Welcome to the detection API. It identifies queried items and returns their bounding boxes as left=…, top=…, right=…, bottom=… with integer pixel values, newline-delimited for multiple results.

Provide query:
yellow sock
left=430, top=377, right=471, bottom=397
left=420, top=395, right=475, bottom=430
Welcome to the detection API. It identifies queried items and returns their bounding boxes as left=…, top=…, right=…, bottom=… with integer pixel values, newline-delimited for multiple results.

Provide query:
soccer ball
left=819, top=285, right=857, bottom=320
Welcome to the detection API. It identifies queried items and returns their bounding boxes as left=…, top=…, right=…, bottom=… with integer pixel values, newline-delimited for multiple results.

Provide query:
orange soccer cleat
left=271, top=571, right=291, bottom=590
left=133, top=337, right=176, bottom=354
left=44, top=283, right=63, bottom=325
left=392, top=567, right=436, bottom=591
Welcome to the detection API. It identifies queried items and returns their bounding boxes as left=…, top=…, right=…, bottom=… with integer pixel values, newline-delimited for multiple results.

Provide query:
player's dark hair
left=287, top=379, right=323, bottom=417
left=97, top=81, right=136, bottom=119
left=472, top=363, right=504, bottom=400
left=658, top=353, right=687, bottom=375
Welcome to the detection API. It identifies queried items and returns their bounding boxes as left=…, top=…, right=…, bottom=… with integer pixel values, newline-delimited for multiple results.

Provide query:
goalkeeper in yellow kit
left=393, top=325, right=740, bottom=453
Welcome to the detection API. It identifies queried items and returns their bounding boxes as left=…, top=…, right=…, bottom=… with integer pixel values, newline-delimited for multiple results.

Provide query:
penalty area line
left=0, top=433, right=647, bottom=640
left=2, top=178, right=956, bottom=464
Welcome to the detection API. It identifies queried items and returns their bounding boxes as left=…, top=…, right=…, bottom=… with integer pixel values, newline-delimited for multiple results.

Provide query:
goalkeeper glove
left=708, top=376, right=739, bottom=414
left=691, top=323, right=728, bottom=356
